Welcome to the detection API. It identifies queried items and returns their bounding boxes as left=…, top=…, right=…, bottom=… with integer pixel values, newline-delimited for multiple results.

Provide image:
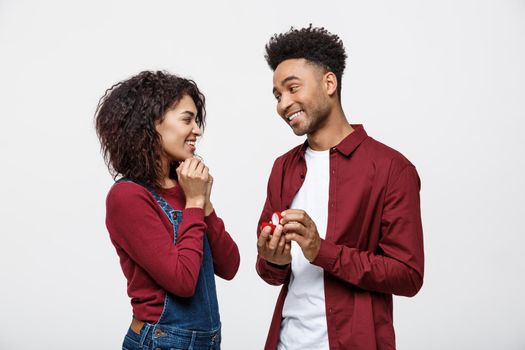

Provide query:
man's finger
left=281, top=209, right=311, bottom=225
left=283, top=242, right=291, bottom=255
left=268, top=224, right=283, bottom=250
left=276, top=236, right=286, bottom=255
left=284, top=232, right=306, bottom=247
left=283, top=222, right=306, bottom=236
left=257, top=225, right=272, bottom=250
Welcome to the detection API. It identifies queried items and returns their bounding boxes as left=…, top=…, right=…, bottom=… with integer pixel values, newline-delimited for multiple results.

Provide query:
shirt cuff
left=262, top=258, right=291, bottom=278
left=204, top=209, right=218, bottom=222
left=182, top=207, right=206, bottom=221
left=311, top=239, right=338, bottom=270
left=267, top=261, right=290, bottom=270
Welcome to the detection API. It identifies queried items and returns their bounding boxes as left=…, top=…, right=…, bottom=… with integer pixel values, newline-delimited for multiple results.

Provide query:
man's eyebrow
left=281, top=75, right=300, bottom=85
left=273, top=75, right=300, bottom=94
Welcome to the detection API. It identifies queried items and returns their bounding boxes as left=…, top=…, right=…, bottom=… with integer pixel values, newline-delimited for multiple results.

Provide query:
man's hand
left=257, top=224, right=291, bottom=266
left=281, top=209, right=321, bottom=262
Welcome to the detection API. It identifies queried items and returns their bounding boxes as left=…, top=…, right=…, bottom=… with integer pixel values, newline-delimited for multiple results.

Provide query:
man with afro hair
left=256, top=25, right=424, bottom=350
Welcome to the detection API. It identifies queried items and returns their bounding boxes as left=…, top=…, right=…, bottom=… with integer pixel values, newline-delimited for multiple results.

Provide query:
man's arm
left=255, top=158, right=292, bottom=286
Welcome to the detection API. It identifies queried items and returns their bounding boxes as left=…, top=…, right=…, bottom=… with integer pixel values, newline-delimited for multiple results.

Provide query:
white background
left=1, top=0, right=524, bottom=349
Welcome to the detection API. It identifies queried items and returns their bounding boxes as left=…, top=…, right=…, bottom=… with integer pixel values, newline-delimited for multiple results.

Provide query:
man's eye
left=290, top=85, right=299, bottom=92
left=274, top=95, right=281, bottom=102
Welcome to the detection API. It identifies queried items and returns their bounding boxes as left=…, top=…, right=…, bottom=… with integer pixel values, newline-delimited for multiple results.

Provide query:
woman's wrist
left=204, top=202, right=214, bottom=216
left=186, top=197, right=206, bottom=209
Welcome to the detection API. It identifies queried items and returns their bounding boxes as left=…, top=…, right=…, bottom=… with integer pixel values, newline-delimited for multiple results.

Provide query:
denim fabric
left=122, top=324, right=221, bottom=350
left=117, top=179, right=221, bottom=350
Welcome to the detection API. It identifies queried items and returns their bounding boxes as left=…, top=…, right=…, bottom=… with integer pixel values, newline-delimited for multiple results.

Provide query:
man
left=256, top=25, right=424, bottom=350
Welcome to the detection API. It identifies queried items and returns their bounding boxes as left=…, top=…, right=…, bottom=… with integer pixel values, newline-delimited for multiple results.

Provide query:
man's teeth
left=186, top=140, right=195, bottom=146
left=288, top=111, right=302, bottom=121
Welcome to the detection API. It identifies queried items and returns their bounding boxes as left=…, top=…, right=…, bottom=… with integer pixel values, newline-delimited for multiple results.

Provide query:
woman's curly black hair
left=95, top=70, right=206, bottom=188
left=265, top=24, right=347, bottom=98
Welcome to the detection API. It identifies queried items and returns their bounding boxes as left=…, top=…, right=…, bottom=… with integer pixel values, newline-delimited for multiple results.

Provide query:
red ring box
left=271, top=212, right=283, bottom=225
left=260, top=212, right=282, bottom=238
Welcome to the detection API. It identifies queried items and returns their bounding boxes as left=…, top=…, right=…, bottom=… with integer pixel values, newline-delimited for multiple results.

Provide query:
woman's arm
left=205, top=210, right=240, bottom=280
left=106, top=182, right=205, bottom=297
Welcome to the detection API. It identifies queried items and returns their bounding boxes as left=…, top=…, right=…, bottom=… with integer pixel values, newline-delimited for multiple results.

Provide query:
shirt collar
left=335, top=124, right=368, bottom=156
left=300, top=124, right=368, bottom=157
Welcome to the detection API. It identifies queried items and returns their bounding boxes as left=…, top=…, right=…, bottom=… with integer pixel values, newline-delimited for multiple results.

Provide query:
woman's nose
left=192, top=122, right=202, bottom=136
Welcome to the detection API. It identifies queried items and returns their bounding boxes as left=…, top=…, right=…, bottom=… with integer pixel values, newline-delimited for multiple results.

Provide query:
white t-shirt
left=278, top=147, right=330, bottom=350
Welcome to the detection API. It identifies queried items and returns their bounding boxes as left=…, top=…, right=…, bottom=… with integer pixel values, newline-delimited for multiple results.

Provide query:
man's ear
left=324, top=72, right=338, bottom=97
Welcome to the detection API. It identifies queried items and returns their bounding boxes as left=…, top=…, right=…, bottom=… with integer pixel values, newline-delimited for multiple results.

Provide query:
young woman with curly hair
left=95, top=70, right=240, bottom=350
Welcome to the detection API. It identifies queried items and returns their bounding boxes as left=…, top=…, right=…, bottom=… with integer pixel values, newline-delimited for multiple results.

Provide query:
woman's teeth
left=186, top=140, right=195, bottom=146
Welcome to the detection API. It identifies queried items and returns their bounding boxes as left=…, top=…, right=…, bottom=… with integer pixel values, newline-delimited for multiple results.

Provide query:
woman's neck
left=159, top=176, right=177, bottom=189
left=159, top=157, right=178, bottom=189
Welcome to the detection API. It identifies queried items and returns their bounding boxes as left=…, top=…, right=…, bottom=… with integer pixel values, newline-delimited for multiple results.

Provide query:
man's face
left=272, top=58, right=331, bottom=136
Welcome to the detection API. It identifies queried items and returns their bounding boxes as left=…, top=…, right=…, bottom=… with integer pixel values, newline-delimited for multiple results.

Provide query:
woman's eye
left=274, top=95, right=281, bottom=102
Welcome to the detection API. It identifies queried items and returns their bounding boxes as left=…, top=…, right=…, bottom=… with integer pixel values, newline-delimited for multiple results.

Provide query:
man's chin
left=290, top=125, right=308, bottom=136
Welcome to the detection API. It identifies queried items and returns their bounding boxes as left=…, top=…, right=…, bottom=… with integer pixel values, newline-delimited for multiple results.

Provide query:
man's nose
left=278, top=93, right=293, bottom=117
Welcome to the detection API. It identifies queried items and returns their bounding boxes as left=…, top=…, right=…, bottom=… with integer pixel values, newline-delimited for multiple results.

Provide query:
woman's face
left=155, top=94, right=202, bottom=162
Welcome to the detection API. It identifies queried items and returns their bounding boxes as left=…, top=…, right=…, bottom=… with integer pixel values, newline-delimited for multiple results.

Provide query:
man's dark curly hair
left=265, top=24, right=347, bottom=99
left=95, top=70, right=206, bottom=189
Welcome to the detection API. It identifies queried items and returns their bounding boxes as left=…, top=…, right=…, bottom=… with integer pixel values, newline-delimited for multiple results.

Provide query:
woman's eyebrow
left=180, top=110, right=196, bottom=117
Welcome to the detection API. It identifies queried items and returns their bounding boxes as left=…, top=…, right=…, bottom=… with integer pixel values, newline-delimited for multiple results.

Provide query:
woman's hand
left=176, top=158, right=209, bottom=209
left=204, top=174, right=214, bottom=216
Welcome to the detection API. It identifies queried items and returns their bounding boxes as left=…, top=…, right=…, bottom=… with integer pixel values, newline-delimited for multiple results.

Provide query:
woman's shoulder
left=106, top=181, right=153, bottom=208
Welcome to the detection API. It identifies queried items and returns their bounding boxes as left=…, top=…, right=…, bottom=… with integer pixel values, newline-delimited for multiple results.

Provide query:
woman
left=95, top=71, right=240, bottom=350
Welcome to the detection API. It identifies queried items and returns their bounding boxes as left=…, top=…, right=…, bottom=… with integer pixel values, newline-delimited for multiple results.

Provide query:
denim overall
left=119, top=180, right=221, bottom=350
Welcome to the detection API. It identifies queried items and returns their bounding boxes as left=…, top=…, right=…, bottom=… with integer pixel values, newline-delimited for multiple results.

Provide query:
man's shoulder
left=363, top=136, right=414, bottom=166
left=361, top=136, right=417, bottom=183
left=275, top=143, right=304, bottom=162
left=266, top=143, right=305, bottom=177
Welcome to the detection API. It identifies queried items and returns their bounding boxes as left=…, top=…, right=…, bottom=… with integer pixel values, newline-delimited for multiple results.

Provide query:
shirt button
left=154, top=329, right=163, bottom=337
left=300, top=174, right=305, bottom=179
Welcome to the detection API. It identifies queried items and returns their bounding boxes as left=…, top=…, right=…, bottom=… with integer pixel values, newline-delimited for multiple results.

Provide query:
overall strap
left=116, top=178, right=183, bottom=242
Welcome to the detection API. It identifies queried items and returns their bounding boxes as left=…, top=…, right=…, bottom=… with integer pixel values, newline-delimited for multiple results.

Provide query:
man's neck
left=307, top=108, right=354, bottom=151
